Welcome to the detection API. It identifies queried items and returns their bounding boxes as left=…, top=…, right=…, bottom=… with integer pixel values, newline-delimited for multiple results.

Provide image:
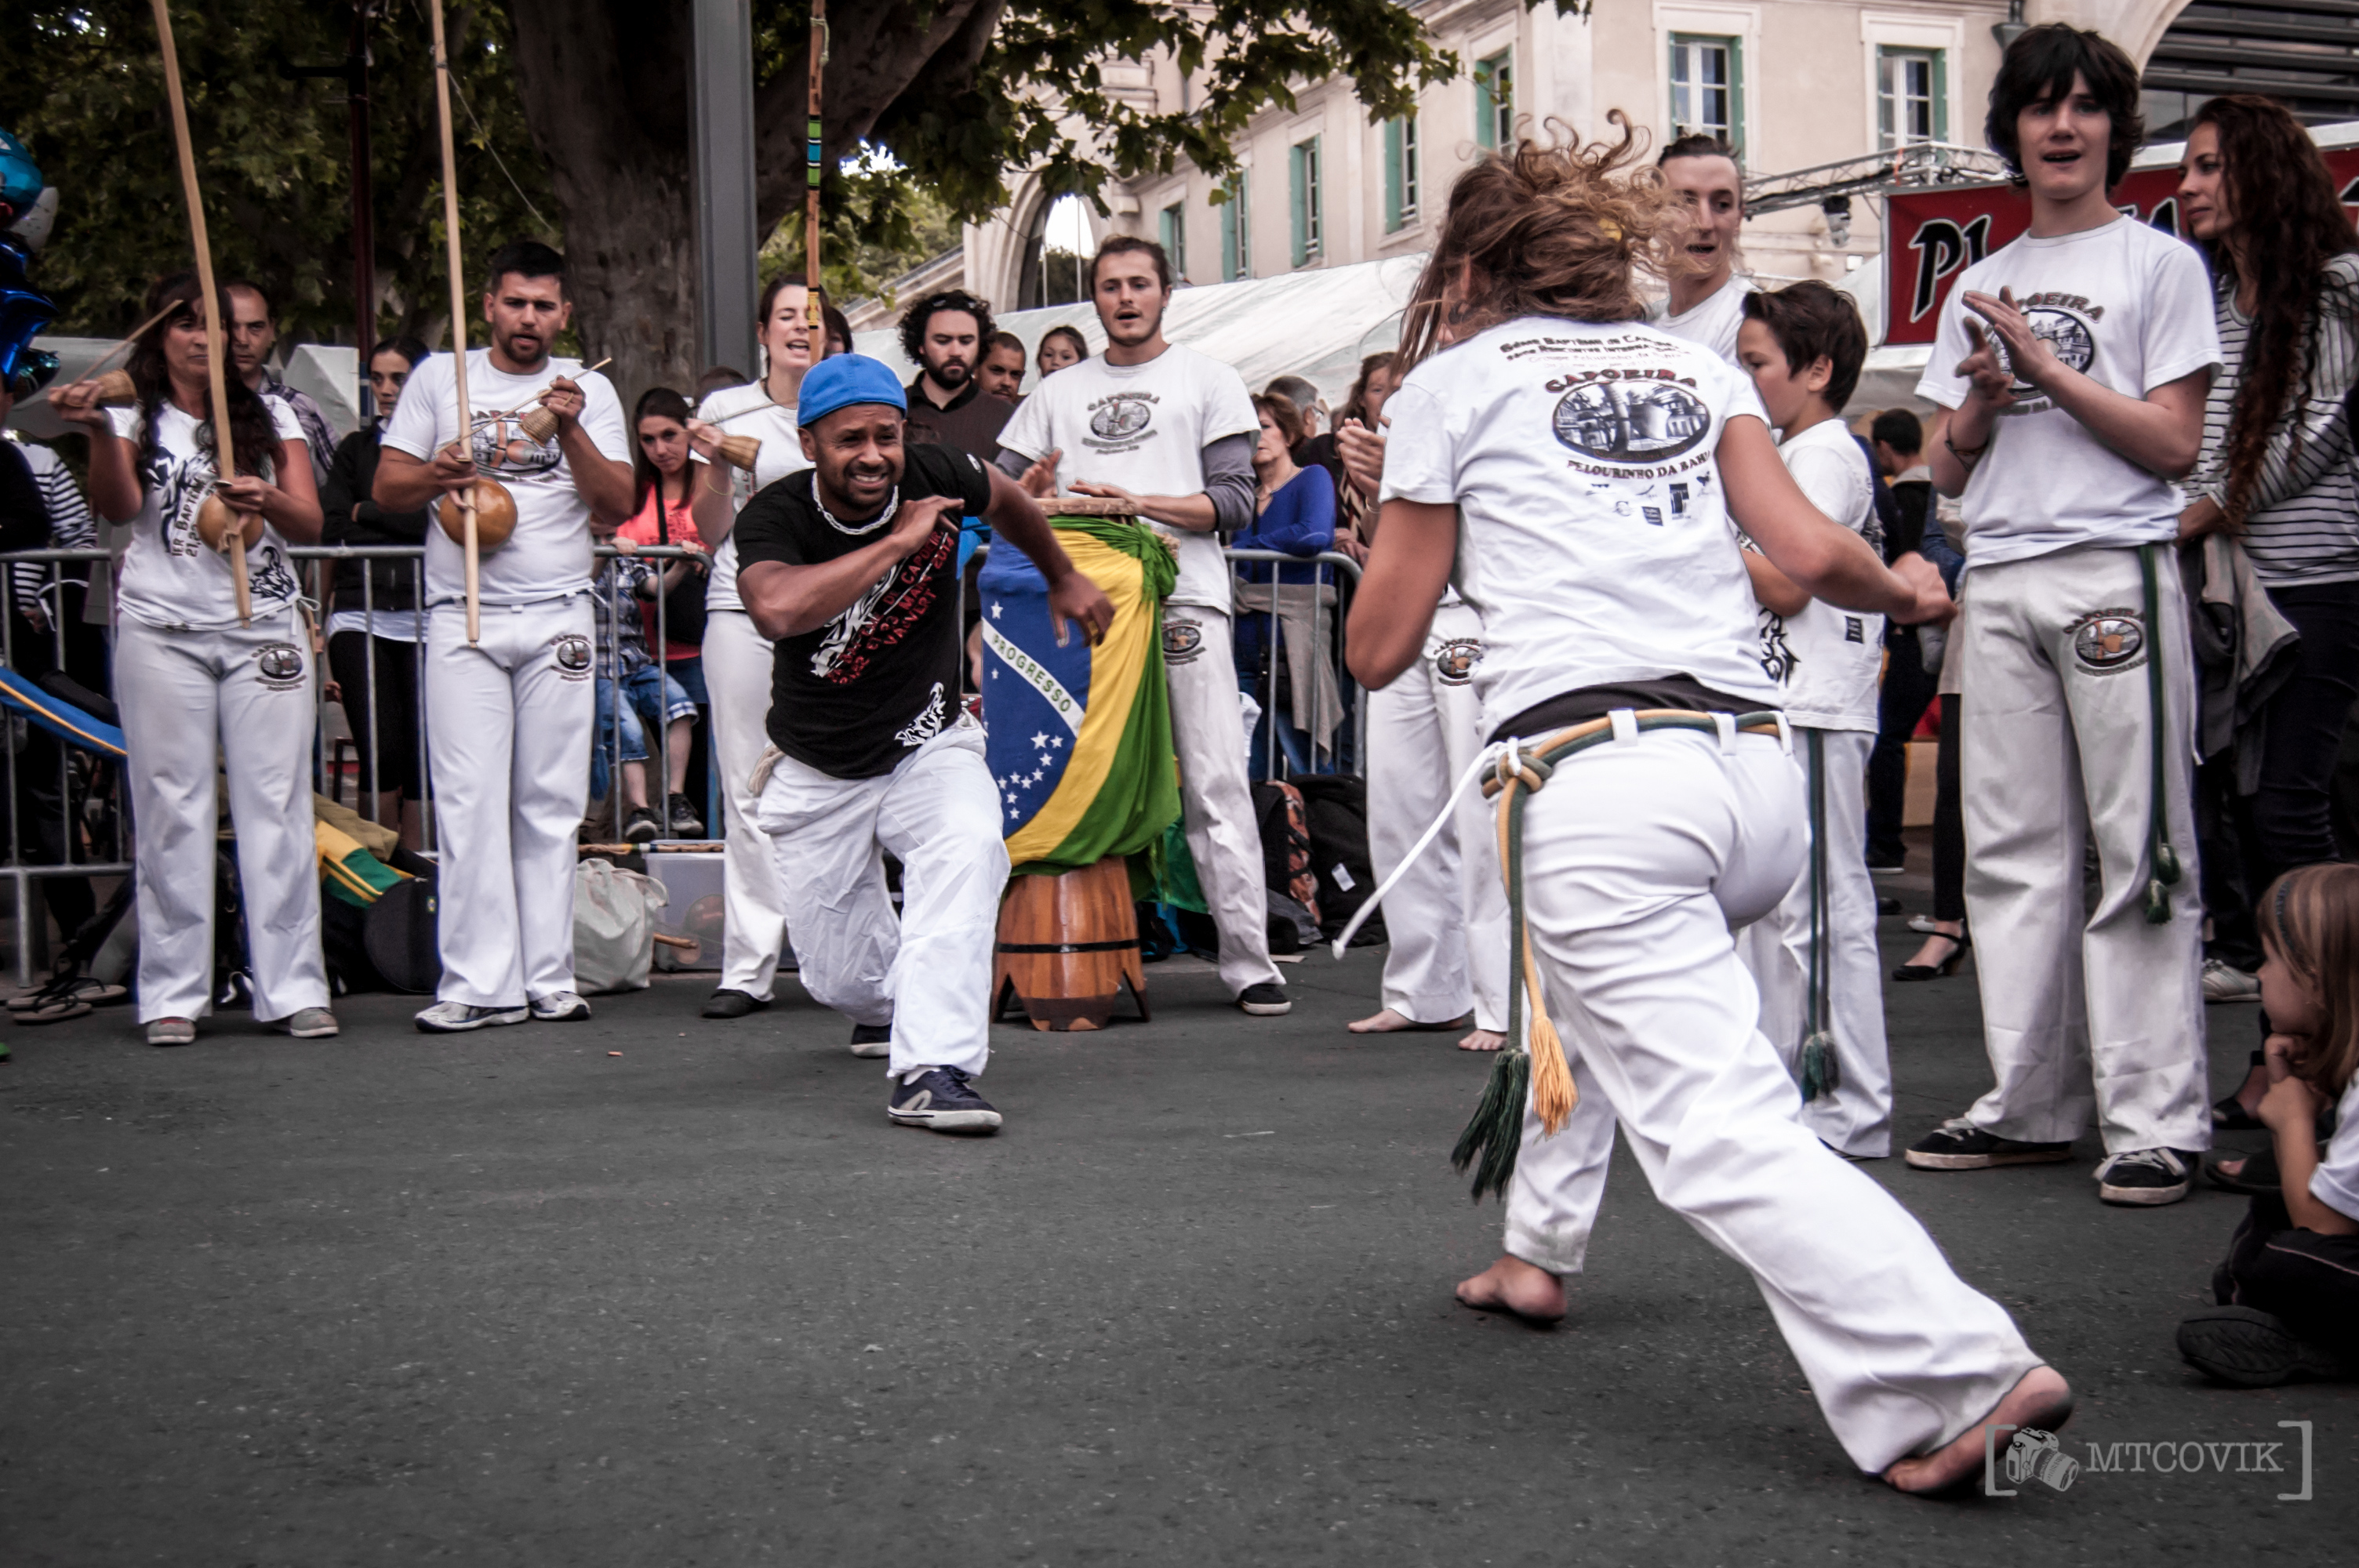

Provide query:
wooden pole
left=149, top=0, right=250, bottom=626
left=806, top=2, right=826, bottom=333
left=427, top=0, right=482, bottom=646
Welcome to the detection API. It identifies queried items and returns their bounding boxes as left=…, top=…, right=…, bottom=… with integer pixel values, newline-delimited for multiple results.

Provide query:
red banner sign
left=1881, top=150, right=2359, bottom=345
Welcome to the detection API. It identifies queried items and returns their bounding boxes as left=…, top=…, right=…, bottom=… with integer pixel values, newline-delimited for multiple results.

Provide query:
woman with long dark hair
left=51, top=274, right=330, bottom=1046
left=322, top=335, right=432, bottom=848
left=2177, top=96, right=2359, bottom=1128
left=608, top=385, right=706, bottom=837
left=1344, top=121, right=2059, bottom=1490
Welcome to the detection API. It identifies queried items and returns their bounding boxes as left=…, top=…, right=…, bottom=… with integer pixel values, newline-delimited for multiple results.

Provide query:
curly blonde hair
left=1398, top=114, right=1693, bottom=370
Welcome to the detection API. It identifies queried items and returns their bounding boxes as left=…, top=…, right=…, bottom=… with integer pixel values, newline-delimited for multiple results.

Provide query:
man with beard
left=995, top=236, right=1292, bottom=1016
left=898, top=289, right=1013, bottom=463
left=376, top=240, right=634, bottom=1033
left=1650, top=133, right=1752, bottom=366
left=733, top=355, right=1113, bottom=1131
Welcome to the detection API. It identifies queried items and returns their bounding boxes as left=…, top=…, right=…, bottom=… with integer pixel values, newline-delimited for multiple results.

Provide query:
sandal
left=2212, top=1050, right=2268, bottom=1131
left=8, top=977, right=127, bottom=1011
left=2207, top=1149, right=2281, bottom=1196
left=15, top=999, right=93, bottom=1025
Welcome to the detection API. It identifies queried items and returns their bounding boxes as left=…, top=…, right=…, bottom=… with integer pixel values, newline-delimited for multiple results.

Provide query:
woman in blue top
left=1232, top=393, right=1336, bottom=773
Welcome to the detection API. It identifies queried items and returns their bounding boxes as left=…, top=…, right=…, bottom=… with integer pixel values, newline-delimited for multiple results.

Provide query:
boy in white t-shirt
left=1910, top=27, right=2219, bottom=1205
left=1732, top=281, right=1894, bottom=1158
left=376, top=241, right=634, bottom=1033
left=995, top=237, right=1290, bottom=1016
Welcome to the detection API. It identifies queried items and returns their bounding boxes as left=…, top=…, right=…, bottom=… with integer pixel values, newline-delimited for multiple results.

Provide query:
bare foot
left=2215, top=1156, right=2248, bottom=1180
left=1457, top=1028, right=1506, bottom=1052
left=1454, top=1254, right=1565, bottom=1323
left=1882, top=1365, right=2074, bottom=1495
left=1347, top=1007, right=1470, bottom=1035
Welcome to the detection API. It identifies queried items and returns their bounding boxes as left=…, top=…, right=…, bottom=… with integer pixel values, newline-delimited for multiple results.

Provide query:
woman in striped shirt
left=2179, top=95, right=2359, bottom=1130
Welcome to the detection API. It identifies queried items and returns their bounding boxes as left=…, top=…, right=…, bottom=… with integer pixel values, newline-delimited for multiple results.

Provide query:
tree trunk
left=503, top=0, right=1005, bottom=401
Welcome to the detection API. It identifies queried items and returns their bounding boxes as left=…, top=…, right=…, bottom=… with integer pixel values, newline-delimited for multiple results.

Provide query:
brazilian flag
left=980, top=519, right=1180, bottom=874
left=317, top=819, right=407, bottom=908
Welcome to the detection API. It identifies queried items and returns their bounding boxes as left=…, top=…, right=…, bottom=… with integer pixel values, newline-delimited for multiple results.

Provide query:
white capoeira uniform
left=998, top=345, right=1282, bottom=1000
left=1384, top=316, right=2042, bottom=1473
left=382, top=350, right=628, bottom=1008
left=735, top=443, right=1009, bottom=1077
left=692, top=382, right=809, bottom=1001
left=1917, top=216, right=2219, bottom=1158
left=1734, top=418, right=1892, bottom=1157
left=107, top=399, right=327, bottom=1024
left=1365, top=598, right=1508, bottom=1030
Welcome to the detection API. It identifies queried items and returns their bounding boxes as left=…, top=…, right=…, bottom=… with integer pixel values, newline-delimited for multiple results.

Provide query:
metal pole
left=348, top=2, right=376, bottom=416
left=691, top=0, right=760, bottom=377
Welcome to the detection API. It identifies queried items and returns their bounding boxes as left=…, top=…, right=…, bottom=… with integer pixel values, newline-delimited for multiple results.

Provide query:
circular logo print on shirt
left=1162, top=619, right=1203, bottom=666
left=1551, top=381, right=1713, bottom=464
left=1088, top=396, right=1154, bottom=441
left=471, top=410, right=563, bottom=477
left=1995, top=309, right=2096, bottom=392
left=254, top=643, right=306, bottom=688
left=553, top=633, right=594, bottom=673
left=1434, top=638, right=1482, bottom=686
left=2069, top=612, right=2145, bottom=671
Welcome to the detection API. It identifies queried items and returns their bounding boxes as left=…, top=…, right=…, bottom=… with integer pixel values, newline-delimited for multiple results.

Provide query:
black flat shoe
left=1892, top=932, right=1966, bottom=982
left=2212, top=1092, right=2266, bottom=1132
left=701, top=988, right=769, bottom=1020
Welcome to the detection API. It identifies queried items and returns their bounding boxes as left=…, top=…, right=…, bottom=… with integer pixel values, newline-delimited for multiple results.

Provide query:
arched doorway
left=2141, top=0, right=2359, bottom=136
left=1017, top=195, right=1092, bottom=310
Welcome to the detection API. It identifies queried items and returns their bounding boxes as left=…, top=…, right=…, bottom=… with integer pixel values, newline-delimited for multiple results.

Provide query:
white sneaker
left=2201, top=958, right=2262, bottom=1004
left=274, top=1007, right=340, bottom=1039
left=531, top=992, right=592, bottom=1022
left=414, top=1000, right=529, bottom=1033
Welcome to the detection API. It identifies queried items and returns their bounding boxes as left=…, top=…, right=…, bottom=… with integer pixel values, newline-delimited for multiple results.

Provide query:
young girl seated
left=2179, top=863, right=2359, bottom=1385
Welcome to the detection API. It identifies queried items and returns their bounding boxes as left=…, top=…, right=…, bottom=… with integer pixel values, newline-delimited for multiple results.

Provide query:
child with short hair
left=1732, top=280, right=1893, bottom=1157
left=2179, top=863, right=2359, bottom=1385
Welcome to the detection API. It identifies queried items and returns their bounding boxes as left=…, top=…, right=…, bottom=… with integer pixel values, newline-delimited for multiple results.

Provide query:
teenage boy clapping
left=1909, top=25, right=2219, bottom=1207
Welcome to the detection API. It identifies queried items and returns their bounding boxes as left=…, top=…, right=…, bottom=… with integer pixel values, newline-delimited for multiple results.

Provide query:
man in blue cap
left=732, top=354, right=1113, bottom=1132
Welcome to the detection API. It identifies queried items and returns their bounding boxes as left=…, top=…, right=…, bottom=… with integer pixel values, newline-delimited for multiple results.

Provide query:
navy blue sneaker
left=849, top=1023, right=892, bottom=1058
left=888, top=1067, right=1002, bottom=1133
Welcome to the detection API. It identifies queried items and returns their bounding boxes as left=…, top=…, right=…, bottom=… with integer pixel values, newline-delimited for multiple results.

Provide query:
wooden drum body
left=992, top=855, right=1148, bottom=1032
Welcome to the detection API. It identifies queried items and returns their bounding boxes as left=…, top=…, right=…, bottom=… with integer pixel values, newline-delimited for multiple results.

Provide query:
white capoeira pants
left=1736, top=725, right=1892, bottom=1158
left=1499, top=724, right=2039, bottom=1472
left=116, top=611, right=329, bottom=1024
left=703, top=608, right=789, bottom=999
left=1959, top=545, right=2208, bottom=1155
left=1366, top=602, right=1508, bottom=1031
left=426, top=597, right=594, bottom=1007
left=755, top=721, right=1009, bottom=1080
left=1162, top=605, right=1281, bottom=996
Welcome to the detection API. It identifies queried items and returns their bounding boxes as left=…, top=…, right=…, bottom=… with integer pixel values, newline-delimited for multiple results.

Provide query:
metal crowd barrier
left=1223, top=547, right=1367, bottom=783
left=0, top=538, right=1366, bottom=982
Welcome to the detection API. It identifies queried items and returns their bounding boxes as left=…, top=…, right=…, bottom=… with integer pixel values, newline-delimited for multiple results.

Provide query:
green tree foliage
left=0, top=0, right=557, bottom=347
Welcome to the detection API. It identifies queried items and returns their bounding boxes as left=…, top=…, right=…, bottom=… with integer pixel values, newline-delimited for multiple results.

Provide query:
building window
left=1669, top=34, right=1741, bottom=149
left=1384, top=114, right=1420, bottom=233
left=1878, top=47, right=1945, bottom=147
left=1159, top=201, right=1187, bottom=282
left=1475, top=51, right=1514, bottom=151
left=1289, top=136, right=1323, bottom=267
left=1220, top=172, right=1252, bottom=282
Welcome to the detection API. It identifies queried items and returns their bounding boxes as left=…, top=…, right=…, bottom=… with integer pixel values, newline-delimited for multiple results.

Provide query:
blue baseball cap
left=797, top=354, right=907, bottom=428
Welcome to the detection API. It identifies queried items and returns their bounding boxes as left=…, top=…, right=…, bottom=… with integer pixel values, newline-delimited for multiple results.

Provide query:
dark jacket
left=320, top=425, right=431, bottom=615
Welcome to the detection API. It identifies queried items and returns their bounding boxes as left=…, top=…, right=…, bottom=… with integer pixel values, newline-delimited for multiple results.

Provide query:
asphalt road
left=3, top=899, right=2353, bottom=1564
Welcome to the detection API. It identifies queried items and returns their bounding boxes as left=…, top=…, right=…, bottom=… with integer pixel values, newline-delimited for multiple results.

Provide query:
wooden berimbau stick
left=427, top=0, right=484, bottom=647
left=149, top=0, right=251, bottom=626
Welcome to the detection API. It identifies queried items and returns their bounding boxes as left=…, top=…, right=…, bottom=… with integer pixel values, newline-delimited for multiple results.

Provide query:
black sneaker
left=623, top=806, right=662, bottom=844
left=666, top=792, right=704, bottom=837
left=849, top=1022, right=891, bottom=1058
left=2095, top=1147, right=2196, bottom=1206
left=702, top=988, right=769, bottom=1020
left=1238, top=982, right=1292, bottom=1016
left=2178, top=1306, right=2353, bottom=1387
left=888, top=1066, right=1002, bottom=1133
left=1866, top=849, right=1906, bottom=874
left=1904, top=1116, right=2074, bottom=1170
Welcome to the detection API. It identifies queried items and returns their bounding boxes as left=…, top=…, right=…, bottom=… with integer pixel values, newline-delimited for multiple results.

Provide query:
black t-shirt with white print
left=732, top=441, right=994, bottom=779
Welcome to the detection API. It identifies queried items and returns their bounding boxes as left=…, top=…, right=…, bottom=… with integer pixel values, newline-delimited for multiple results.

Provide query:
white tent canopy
left=854, top=253, right=1427, bottom=409
left=9, top=339, right=362, bottom=443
